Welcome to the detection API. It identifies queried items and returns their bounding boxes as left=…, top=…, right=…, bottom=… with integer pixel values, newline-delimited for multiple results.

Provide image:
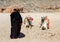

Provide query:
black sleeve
left=15, top=12, right=22, bottom=23
left=18, top=13, right=22, bottom=23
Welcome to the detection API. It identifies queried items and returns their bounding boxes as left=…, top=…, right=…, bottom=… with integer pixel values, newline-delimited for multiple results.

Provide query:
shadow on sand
left=18, top=32, right=25, bottom=38
left=10, top=32, right=25, bottom=39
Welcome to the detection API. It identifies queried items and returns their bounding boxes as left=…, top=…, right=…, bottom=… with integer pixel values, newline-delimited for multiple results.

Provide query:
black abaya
left=10, top=11, right=22, bottom=38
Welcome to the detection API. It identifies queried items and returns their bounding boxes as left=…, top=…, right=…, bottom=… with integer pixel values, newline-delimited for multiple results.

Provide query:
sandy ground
left=0, top=13, right=60, bottom=42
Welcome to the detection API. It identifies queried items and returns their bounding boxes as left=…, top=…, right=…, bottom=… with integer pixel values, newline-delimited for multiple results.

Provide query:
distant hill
left=0, top=0, right=60, bottom=12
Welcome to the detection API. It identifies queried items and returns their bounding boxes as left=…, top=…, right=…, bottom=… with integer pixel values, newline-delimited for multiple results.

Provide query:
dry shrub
left=2, top=6, right=24, bottom=13
left=3, top=6, right=14, bottom=13
left=0, top=8, right=5, bottom=13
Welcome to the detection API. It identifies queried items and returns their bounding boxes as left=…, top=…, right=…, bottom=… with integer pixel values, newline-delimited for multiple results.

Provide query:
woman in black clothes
left=10, top=9, right=22, bottom=39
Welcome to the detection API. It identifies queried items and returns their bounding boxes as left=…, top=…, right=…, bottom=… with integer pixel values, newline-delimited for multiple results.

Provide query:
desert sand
left=0, top=13, right=60, bottom=42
